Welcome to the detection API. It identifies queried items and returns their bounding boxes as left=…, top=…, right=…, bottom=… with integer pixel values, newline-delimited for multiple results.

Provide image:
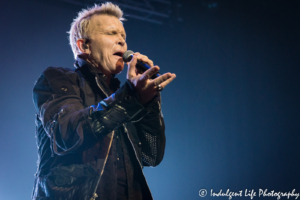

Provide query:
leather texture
left=32, top=58, right=165, bottom=200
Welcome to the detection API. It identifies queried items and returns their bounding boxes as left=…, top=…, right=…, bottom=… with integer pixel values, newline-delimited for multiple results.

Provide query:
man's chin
left=113, top=64, right=124, bottom=75
left=113, top=60, right=124, bottom=74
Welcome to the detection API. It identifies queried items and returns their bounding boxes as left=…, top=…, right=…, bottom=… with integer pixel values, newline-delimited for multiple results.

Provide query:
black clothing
left=31, top=58, right=166, bottom=200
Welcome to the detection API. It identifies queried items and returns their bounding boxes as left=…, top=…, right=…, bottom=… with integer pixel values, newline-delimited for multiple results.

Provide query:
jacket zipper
left=95, top=77, right=109, bottom=97
left=95, top=76, right=153, bottom=200
left=89, top=130, right=115, bottom=200
left=123, top=124, right=154, bottom=200
left=90, top=76, right=114, bottom=200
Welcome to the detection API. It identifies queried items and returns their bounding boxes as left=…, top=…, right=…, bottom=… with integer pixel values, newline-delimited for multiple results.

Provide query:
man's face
left=87, top=14, right=127, bottom=75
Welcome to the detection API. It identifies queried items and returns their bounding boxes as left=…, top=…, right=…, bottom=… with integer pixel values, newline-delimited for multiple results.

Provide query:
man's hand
left=126, top=53, right=176, bottom=105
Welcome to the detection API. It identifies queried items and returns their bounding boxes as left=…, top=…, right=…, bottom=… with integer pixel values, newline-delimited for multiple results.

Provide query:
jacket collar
left=74, top=57, right=121, bottom=93
left=74, top=56, right=105, bottom=76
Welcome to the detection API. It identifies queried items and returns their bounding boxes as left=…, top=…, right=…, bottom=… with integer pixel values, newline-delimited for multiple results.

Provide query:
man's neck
left=85, top=58, right=112, bottom=86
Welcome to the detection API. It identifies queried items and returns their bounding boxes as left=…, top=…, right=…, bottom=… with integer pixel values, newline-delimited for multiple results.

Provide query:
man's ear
left=76, top=39, right=91, bottom=54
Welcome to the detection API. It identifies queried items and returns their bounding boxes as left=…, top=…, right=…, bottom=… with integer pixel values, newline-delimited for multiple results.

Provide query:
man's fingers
left=151, top=73, right=176, bottom=89
left=126, top=54, right=138, bottom=79
left=135, top=68, right=144, bottom=76
left=140, top=66, right=160, bottom=82
left=136, top=54, right=154, bottom=67
left=159, top=74, right=176, bottom=88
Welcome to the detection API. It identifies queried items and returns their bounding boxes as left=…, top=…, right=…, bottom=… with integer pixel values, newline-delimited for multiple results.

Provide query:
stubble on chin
left=114, top=58, right=124, bottom=74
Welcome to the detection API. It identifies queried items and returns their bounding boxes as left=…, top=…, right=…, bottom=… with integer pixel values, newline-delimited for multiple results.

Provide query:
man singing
left=31, top=2, right=176, bottom=200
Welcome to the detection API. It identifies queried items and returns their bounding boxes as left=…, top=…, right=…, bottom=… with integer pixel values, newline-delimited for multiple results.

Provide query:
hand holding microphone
left=123, top=50, right=161, bottom=79
left=124, top=50, right=176, bottom=105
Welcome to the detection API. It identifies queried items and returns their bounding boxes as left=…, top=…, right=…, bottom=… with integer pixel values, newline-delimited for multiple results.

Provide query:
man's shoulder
left=42, top=66, right=78, bottom=81
left=33, top=66, right=81, bottom=112
left=33, top=66, right=82, bottom=89
left=36, top=65, right=80, bottom=89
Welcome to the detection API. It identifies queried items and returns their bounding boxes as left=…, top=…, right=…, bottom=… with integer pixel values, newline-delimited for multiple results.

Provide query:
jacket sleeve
left=33, top=67, right=144, bottom=155
left=134, top=94, right=166, bottom=167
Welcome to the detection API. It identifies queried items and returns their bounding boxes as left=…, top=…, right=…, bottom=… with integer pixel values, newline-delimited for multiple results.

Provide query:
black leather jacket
left=31, top=58, right=166, bottom=200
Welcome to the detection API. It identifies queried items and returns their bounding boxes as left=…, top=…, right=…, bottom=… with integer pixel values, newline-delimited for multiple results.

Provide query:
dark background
left=0, top=0, right=299, bottom=199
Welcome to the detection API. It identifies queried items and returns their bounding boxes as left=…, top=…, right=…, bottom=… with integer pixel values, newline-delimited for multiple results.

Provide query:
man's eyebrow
left=107, top=27, right=126, bottom=35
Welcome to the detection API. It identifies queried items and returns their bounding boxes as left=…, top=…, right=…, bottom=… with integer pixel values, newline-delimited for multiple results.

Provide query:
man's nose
left=117, top=35, right=126, bottom=46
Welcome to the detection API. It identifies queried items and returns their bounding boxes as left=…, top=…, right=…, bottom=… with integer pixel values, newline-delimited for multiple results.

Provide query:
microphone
left=123, top=50, right=161, bottom=79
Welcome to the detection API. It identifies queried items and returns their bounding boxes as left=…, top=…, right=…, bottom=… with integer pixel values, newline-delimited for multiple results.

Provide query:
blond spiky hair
left=68, top=2, right=124, bottom=59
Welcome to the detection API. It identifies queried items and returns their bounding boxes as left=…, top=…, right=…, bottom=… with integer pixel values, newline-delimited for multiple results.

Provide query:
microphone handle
left=129, top=55, right=161, bottom=79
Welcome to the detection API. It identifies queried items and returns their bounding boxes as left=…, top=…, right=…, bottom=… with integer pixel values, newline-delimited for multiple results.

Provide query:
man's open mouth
left=113, top=52, right=123, bottom=57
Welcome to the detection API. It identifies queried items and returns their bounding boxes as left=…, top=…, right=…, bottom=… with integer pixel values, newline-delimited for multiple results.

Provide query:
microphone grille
left=123, top=50, right=134, bottom=62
